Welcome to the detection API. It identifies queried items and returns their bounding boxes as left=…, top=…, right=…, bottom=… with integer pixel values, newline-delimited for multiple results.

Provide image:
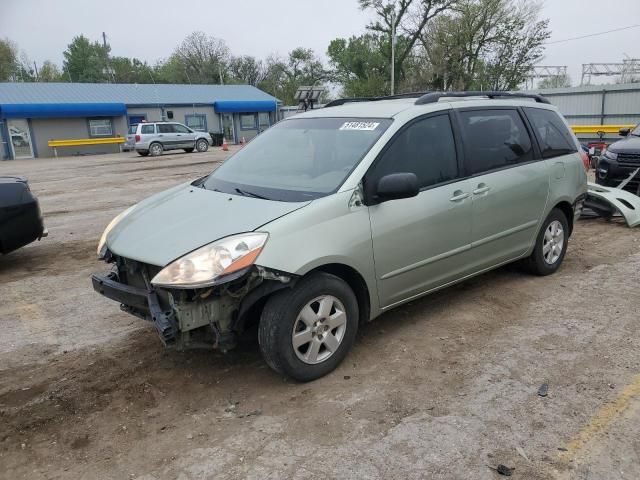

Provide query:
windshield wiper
left=234, top=187, right=269, bottom=200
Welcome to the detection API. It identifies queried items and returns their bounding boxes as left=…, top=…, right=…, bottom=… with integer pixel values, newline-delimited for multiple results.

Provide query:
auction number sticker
left=339, top=121, right=380, bottom=131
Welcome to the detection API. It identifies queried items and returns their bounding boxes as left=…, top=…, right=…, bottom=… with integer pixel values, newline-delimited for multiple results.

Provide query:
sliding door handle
left=449, top=191, right=470, bottom=202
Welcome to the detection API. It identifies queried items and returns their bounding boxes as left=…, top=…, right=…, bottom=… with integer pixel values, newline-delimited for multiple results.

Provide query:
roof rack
left=414, top=91, right=551, bottom=105
left=324, top=92, right=430, bottom=108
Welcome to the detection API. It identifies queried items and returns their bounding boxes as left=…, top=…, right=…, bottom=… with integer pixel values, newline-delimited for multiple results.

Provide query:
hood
left=106, top=183, right=309, bottom=266
left=608, top=135, right=640, bottom=154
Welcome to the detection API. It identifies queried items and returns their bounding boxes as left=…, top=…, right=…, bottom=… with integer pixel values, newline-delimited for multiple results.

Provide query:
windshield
left=631, top=124, right=640, bottom=136
left=203, top=117, right=392, bottom=202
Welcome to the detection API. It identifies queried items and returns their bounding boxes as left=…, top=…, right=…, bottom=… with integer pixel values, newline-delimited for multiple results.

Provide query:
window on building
left=185, top=115, right=207, bottom=132
left=458, top=109, right=533, bottom=175
left=88, top=118, right=113, bottom=137
left=368, top=114, right=458, bottom=190
left=240, top=114, right=257, bottom=130
left=258, top=112, right=270, bottom=129
left=524, top=107, right=577, bottom=159
left=141, top=124, right=155, bottom=134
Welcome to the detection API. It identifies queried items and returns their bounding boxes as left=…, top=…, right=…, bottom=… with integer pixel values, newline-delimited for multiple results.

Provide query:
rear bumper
left=91, top=272, right=177, bottom=344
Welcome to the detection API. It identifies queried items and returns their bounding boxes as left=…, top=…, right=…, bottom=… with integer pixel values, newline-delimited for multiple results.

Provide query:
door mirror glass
left=376, top=172, right=419, bottom=201
left=619, top=128, right=630, bottom=137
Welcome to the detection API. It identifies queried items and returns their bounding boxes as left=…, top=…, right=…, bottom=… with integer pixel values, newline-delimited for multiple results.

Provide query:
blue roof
left=1, top=102, right=127, bottom=119
left=0, top=82, right=279, bottom=107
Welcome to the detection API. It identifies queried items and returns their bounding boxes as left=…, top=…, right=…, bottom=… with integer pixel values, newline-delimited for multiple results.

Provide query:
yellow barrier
left=570, top=125, right=635, bottom=135
left=47, top=137, right=125, bottom=157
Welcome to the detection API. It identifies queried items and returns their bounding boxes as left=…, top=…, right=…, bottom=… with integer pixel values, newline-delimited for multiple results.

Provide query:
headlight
left=151, top=232, right=268, bottom=289
left=97, top=206, right=135, bottom=258
left=603, top=150, right=618, bottom=160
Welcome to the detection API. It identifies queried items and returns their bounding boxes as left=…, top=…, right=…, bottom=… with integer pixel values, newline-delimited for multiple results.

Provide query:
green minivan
left=92, top=92, right=587, bottom=381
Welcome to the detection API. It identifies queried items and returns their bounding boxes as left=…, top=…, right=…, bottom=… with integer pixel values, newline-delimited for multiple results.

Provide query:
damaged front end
left=92, top=255, right=295, bottom=351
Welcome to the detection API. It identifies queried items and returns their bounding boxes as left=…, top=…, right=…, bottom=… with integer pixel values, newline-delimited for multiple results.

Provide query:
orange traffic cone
left=222, top=137, right=229, bottom=151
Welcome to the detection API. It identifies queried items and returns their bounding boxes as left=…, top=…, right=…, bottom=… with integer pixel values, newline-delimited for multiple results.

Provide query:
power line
left=545, top=24, right=640, bottom=45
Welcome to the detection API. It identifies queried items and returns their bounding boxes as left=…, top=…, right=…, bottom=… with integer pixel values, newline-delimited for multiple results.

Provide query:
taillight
left=135, top=135, right=141, bottom=142
left=579, top=150, right=589, bottom=171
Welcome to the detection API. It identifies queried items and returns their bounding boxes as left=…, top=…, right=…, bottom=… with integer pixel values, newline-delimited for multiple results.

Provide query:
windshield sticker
left=339, top=121, right=380, bottom=131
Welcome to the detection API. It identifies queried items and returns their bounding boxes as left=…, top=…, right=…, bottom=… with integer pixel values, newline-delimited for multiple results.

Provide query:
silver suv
left=93, top=91, right=587, bottom=381
left=127, top=122, right=211, bottom=156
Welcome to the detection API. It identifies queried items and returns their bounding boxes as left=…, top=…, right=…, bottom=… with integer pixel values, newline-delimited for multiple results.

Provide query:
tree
left=0, top=38, right=19, bottom=81
left=38, top=60, right=63, bottom=82
left=360, top=0, right=457, bottom=92
left=162, top=31, right=230, bottom=84
left=228, top=55, right=265, bottom=86
left=110, top=56, right=155, bottom=83
left=259, top=48, right=327, bottom=104
left=62, top=35, right=110, bottom=82
left=327, top=34, right=389, bottom=97
left=537, top=74, right=571, bottom=89
left=420, top=0, right=550, bottom=90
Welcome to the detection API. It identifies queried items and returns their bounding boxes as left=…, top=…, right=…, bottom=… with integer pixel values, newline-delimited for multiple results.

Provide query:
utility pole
left=390, top=10, right=396, bottom=95
left=33, top=61, right=39, bottom=81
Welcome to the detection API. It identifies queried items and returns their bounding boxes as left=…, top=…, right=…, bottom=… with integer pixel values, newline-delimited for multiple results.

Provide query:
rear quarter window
left=524, top=107, right=577, bottom=159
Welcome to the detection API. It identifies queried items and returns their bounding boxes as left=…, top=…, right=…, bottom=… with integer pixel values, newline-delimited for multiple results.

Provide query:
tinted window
left=157, top=124, right=173, bottom=133
left=173, top=123, right=191, bottom=133
left=141, top=124, right=155, bottom=134
left=369, top=114, right=458, bottom=189
left=524, top=107, right=577, bottom=158
left=459, top=109, right=533, bottom=174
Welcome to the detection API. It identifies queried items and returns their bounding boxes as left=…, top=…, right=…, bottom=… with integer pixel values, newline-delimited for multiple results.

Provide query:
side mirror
left=376, top=172, right=419, bottom=201
left=619, top=128, right=630, bottom=137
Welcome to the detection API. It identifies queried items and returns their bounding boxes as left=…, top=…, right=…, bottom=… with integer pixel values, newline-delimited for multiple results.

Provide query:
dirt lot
left=1, top=149, right=639, bottom=480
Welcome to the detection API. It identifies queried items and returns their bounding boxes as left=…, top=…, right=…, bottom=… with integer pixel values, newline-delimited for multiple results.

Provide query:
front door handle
left=473, top=183, right=491, bottom=195
left=449, top=191, right=470, bottom=202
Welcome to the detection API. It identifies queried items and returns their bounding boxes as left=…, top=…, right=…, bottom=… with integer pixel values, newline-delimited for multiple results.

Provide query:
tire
left=137, top=151, right=149, bottom=156
left=196, top=138, right=209, bottom=152
left=258, top=272, right=359, bottom=382
left=183, top=148, right=194, bottom=153
left=524, top=208, right=569, bottom=276
left=149, top=142, right=163, bottom=157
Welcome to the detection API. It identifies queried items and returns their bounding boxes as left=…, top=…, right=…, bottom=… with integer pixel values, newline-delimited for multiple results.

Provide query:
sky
left=1, top=0, right=639, bottom=86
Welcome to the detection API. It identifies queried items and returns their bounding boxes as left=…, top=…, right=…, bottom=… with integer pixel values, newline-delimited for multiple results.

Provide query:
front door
left=367, top=113, right=474, bottom=308
left=8, top=119, right=34, bottom=159
left=456, top=108, right=549, bottom=270
left=221, top=114, right=235, bottom=144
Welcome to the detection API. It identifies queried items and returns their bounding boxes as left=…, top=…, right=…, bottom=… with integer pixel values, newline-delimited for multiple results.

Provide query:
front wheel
left=524, top=208, right=569, bottom=276
left=258, top=272, right=359, bottom=382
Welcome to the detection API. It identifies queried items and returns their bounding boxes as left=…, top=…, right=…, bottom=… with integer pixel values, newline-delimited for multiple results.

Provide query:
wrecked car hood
left=106, top=183, right=310, bottom=266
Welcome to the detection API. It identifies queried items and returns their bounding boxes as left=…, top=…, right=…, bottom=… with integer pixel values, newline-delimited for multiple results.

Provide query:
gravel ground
left=1, top=150, right=639, bottom=480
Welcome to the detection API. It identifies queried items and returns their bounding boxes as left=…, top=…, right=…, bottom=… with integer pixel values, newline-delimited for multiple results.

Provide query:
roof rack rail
left=324, top=91, right=431, bottom=108
left=414, top=91, right=551, bottom=105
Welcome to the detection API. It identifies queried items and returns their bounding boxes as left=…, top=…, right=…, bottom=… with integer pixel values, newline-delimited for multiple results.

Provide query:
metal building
left=531, top=82, right=640, bottom=141
left=0, top=83, right=279, bottom=159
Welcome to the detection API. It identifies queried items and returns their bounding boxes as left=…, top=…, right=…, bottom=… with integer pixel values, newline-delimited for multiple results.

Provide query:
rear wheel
left=258, top=272, right=358, bottom=382
left=196, top=138, right=209, bottom=152
left=524, top=208, right=569, bottom=276
left=137, top=151, right=149, bottom=156
left=149, top=142, right=163, bottom=157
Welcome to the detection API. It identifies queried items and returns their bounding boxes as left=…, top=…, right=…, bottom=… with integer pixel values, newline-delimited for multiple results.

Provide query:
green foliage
left=38, top=61, right=62, bottom=82
left=0, top=38, right=19, bottom=81
left=62, top=35, right=110, bottom=82
left=538, top=74, right=571, bottom=89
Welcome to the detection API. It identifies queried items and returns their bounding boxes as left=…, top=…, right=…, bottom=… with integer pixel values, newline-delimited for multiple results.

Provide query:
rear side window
left=459, top=109, right=533, bottom=175
left=141, top=124, right=155, bottom=134
left=368, top=114, right=458, bottom=189
left=157, top=124, right=173, bottom=133
left=524, top=107, right=577, bottom=159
